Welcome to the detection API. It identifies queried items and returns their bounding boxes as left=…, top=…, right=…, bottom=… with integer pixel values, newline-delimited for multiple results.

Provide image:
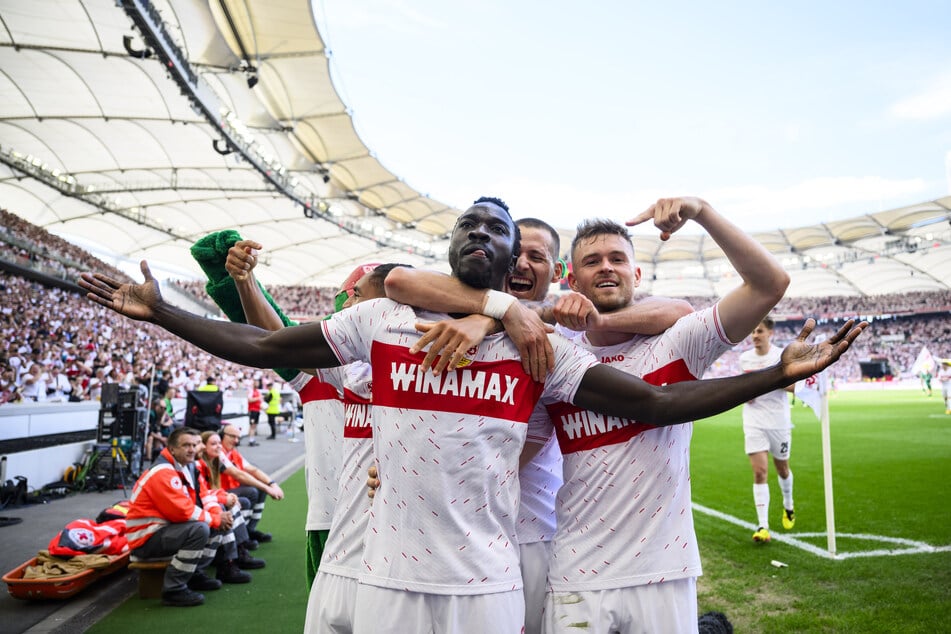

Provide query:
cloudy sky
left=311, top=0, right=951, bottom=235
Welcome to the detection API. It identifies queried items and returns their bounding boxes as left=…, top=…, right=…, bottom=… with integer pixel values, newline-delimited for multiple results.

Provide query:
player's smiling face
left=507, top=226, right=557, bottom=302
left=569, top=233, right=639, bottom=313
left=448, top=204, right=516, bottom=290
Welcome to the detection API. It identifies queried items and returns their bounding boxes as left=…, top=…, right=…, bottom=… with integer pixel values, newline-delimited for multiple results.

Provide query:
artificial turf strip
left=88, top=468, right=308, bottom=633
left=691, top=389, right=951, bottom=632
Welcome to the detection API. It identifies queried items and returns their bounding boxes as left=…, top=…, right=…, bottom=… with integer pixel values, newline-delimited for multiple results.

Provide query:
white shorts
left=304, top=571, right=358, bottom=633
left=520, top=540, right=553, bottom=634
left=745, top=426, right=791, bottom=459
left=352, top=585, right=525, bottom=634
left=543, top=577, right=698, bottom=634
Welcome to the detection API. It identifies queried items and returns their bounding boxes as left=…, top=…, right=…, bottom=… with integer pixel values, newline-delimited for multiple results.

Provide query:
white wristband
left=482, top=289, right=517, bottom=320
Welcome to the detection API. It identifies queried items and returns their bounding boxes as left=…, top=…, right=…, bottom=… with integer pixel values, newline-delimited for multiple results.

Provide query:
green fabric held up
left=189, top=230, right=299, bottom=382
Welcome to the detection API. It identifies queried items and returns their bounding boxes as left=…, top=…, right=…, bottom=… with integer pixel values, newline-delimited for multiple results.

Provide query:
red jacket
left=124, top=447, right=223, bottom=550
left=219, top=448, right=249, bottom=491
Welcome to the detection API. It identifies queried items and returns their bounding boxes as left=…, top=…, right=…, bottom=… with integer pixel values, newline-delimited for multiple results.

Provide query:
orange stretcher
left=3, top=552, right=129, bottom=600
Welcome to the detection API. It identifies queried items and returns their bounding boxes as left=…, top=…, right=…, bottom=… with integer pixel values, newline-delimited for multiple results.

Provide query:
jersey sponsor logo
left=602, top=354, right=625, bottom=363
left=299, top=377, right=340, bottom=403
left=370, top=341, right=543, bottom=421
left=548, top=359, right=696, bottom=453
left=343, top=389, right=373, bottom=439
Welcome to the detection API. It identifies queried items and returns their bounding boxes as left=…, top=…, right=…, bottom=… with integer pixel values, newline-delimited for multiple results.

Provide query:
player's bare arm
left=411, top=314, right=500, bottom=375
left=384, top=266, right=554, bottom=381
left=553, top=292, right=694, bottom=334
left=80, top=260, right=342, bottom=371
left=225, top=240, right=288, bottom=331
left=572, top=318, right=866, bottom=426
left=627, top=197, right=789, bottom=342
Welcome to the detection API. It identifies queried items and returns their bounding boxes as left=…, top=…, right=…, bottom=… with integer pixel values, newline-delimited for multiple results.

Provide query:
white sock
left=778, top=472, right=794, bottom=511
left=753, top=483, right=770, bottom=529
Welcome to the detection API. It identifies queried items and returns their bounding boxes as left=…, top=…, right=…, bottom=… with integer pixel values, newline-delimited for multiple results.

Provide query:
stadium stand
left=2, top=207, right=950, bottom=408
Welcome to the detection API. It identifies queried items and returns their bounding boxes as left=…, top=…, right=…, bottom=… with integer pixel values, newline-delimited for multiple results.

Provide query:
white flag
left=911, top=346, right=936, bottom=375
left=795, top=370, right=827, bottom=420
left=795, top=333, right=827, bottom=420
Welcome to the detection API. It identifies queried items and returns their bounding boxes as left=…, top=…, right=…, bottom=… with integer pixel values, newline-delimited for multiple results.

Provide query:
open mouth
left=508, top=275, right=534, bottom=293
left=595, top=280, right=618, bottom=289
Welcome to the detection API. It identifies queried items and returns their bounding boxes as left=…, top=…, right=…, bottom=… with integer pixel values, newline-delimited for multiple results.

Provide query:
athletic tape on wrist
left=482, top=289, right=517, bottom=320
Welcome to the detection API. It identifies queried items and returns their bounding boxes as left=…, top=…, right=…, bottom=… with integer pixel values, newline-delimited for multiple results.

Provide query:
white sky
left=311, top=0, right=951, bottom=235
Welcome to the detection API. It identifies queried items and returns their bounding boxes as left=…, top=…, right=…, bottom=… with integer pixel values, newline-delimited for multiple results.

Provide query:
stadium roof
left=1, top=1, right=950, bottom=297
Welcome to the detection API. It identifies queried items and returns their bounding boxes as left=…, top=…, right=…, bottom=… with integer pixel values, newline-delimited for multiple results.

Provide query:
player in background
left=740, top=316, right=797, bottom=544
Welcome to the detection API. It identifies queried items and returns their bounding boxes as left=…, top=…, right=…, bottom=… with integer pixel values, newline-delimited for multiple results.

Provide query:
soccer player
left=80, top=197, right=864, bottom=633
left=383, top=212, right=692, bottom=633
left=400, top=196, right=792, bottom=632
left=740, top=316, right=797, bottom=543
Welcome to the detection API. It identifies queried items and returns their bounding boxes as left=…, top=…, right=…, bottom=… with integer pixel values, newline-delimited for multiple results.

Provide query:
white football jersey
left=739, top=345, right=791, bottom=430
left=322, top=298, right=598, bottom=595
left=546, top=306, right=734, bottom=591
left=290, top=370, right=344, bottom=531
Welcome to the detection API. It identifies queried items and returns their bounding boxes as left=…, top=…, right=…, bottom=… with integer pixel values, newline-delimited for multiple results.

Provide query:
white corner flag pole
left=819, top=377, right=836, bottom=556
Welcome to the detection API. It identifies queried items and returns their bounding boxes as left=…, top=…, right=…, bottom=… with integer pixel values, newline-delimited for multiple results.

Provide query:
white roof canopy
left=1, top=1, right=949, bottom=296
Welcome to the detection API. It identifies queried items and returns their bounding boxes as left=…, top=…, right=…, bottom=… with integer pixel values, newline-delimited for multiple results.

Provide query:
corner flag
left=911, top=346, right=936, bottom=376
left=794, top=333, right=828, bottom=421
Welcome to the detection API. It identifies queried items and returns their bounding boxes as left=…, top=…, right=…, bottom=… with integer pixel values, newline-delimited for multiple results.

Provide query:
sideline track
left=1, top=434, right=304, bottom=634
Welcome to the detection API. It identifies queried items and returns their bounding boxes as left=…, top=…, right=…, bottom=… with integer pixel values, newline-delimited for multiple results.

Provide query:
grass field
left=692, top=389, right=951, bottom=632
left=89, top=389, right=950, bottom=633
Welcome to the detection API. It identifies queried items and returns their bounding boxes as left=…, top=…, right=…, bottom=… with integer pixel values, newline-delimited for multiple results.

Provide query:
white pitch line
left=692, top=502, right=951, bottom=560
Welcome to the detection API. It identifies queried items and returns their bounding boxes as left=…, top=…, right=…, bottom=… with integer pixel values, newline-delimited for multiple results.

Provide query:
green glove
left=190, top=231, right=300, bottom=382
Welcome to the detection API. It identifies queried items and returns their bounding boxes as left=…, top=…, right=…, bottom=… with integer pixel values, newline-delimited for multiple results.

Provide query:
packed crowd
left=2, top=205, right=950, bottom=407
left=173, top=278, right=336, bottom=319
left=676, top=290, right=951, bottom=321
left=0, top=208, right=130, bottom=285
left=0, top=270, right=274, bottom=405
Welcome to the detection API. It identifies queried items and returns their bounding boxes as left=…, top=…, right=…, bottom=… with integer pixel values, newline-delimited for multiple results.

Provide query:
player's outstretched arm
left=572, top=319, right=866, bottom=426
left=80, top=260, right=341, bottom=371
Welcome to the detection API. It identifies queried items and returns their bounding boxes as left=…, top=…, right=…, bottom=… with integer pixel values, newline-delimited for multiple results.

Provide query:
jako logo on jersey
left=602, top=354, right=625, bottom=363
left=370, top=341, right=543, bottom=421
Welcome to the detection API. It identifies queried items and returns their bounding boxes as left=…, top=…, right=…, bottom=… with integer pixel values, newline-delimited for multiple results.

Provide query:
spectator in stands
left=125, top=427, right=251, bottom=607
left=218, top=423, right=284, bottom=543
left=1, top=367, right=22, bottom=404
left=19, top=363, right=47, bottom=402
left=45, top=364, right=72, bottom=401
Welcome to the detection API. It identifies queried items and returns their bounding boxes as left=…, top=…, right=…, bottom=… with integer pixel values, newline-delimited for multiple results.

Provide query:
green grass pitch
left=692, top=389, right=951, bottom=632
